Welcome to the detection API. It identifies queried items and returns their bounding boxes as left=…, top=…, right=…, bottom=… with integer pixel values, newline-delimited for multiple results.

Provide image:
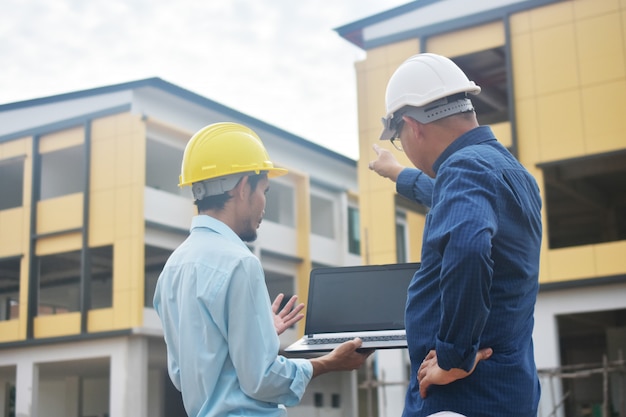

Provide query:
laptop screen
left=304, top=263, right=420, bottom=335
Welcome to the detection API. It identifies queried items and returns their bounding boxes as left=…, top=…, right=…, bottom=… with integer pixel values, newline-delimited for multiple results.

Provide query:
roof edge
left=0, top=77, right=356, bottom=165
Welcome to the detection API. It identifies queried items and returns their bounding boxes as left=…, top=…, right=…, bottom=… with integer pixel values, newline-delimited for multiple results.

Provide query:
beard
left=239, top=230, right=258, bottom=242
left=239, top=220, right=259, bottom=242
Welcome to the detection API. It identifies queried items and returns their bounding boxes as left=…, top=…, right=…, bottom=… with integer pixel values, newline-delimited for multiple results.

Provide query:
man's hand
left=310, top=338, right=374, bottom=377
left=272, top=293, right=305, bottom=335
left=368, top=144, right=405, bottom=182
left=417, top=347, right=493, bottom=398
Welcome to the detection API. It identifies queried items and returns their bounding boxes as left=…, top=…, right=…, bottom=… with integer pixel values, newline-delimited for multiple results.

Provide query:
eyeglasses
left=390, top=120, right=404, bottom=152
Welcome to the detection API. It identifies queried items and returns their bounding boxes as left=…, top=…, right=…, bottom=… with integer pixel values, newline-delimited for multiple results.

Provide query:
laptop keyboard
left=302, top=334, right=406, bottom=345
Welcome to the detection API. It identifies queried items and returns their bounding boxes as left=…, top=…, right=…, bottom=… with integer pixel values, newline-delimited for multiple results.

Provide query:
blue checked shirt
left=153, top=215, right=312, bottom=417
left=397, top=126, right=542, bottom=417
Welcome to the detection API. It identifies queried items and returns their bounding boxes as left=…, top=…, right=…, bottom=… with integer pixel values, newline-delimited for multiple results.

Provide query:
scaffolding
left=357, top=353, right=626, bottom=417
left=538, top=353, right=626, bottom=417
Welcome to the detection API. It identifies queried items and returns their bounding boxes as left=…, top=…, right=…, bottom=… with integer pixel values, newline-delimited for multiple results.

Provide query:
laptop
left=285, top=262, right=420, bottom=353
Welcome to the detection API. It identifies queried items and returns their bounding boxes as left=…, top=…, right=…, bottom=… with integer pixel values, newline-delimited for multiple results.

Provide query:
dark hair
left=195, top=172, right=267, bottom=212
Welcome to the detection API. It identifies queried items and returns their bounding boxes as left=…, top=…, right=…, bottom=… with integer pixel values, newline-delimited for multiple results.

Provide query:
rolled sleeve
left=396, top=168, right=434, bottom=208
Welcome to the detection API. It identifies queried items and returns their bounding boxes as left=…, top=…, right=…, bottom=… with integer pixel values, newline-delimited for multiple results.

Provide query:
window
left=348, top=206, right=361, bottom=255
left=144, top=245, right=172, bottom=307
left=310, top=194, right=335, bottom=239
left=38, top=250, right=81, bottom=314
left=90, top=246, right=113, bottom=309
left=0, top=257, right=20, bottom=320
left=452, top=47, right=508, bottom=126
left=40, top=145, right=85, bottom=200
left=264, top=182, right=294, bottom=226
left=540, top=151, right=626, bottom=249
left=146, top=138, right=187, bottom=196
left=264, top=270, right=295, bottom=310
left=0, top=158, right=24, bottom=210
left=37, top=246, right=113, bottom=314
left=396, top=212, right=408, bottom=263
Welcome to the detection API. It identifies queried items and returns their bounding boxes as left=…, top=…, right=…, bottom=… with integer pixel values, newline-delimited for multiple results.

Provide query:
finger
left=419, top=378, right=429, bottom=399
left=283, top=303, right=304, bottom=320
left=372, top=143, right=381, bottom=155
left=280, top=295, right=298, bottom=317
left=479, top=347, right=493, bottom=360
left=271, top=293, right=284, bottom=313
left=283, top=313, right=304, bottom=328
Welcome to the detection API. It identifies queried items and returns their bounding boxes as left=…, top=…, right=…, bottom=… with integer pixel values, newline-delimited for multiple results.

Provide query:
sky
left=0, top=0, right=410, bottom=160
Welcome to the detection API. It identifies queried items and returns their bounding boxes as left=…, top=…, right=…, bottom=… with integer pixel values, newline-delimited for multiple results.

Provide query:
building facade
left=0, top=79, right=362, bottom=417
left=336, top=0, right=626, bottom=416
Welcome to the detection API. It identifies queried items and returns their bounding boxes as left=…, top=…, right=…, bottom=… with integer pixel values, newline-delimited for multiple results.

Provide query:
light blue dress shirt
left=153, top=215, right=313, bottom=417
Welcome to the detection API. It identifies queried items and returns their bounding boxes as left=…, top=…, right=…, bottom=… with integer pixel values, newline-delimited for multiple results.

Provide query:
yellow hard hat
left=179, top=122, right=287, bottom=198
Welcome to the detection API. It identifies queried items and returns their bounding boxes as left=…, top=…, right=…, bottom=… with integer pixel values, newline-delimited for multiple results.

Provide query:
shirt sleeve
left=396, top=168, right=434, bottom=208
left=430, top=158, right=498, bottom=372
left=224, top=256, right=313, bottom=405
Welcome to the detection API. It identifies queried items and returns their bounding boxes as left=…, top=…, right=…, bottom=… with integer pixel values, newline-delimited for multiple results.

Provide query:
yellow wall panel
left=386, top=39, right=420, bottom=69
left=510, top=10, right=531, bottom=35
left=406, top=211, right=425, bottom=262
left=39, top=126, right=84, bottom=153
left=531, top=24, right=579, bottom=95
left=363, top=66, right=393, bottom=131
left=535, top=90, right=585, bottom=161
left=129, top=126, right=147, bottom=186
left=114, top=186, right=134, bottom=239
left=490, top=122, right=512, bottom=149
left=576, top=13, right=625, bottom=85
left=33, top=313, right=81, bottom=338
left=89, top=189, right=115, bottom=246
left=36, top=193, right=83, bottom=235
left=581, top=81, right=626, bottom=154
left=115, top=134, right=135, bottom=188
left=113, top=238, right=133, bottom=291
left=0, top=321, right=20, bottom=343
left=362, top=46, right=390, bottom=71
left=91, top=114, right=119, bottom=141
left=547, top=246, right=595, bottom=281
left=0, top=207, right=25, bottom=256
left=574, top=0, right=620, bottom=19
left=35, top=232, right=81, bottom=255
left=0, top=137, right=29, bottom=158
left=511, top=32, right=536, bottom=99
left=129, top=184, right=144, bottom=238
left=363, top=192, right=396, bottom=262
left=113, top=290, right=132, bottom=327
left=428, top=22, right=504, bottom=57
left=593, top=241, right=626, bottom=276
left=88, top=308, right=114, bottom=332
left=529, top=1, right=574, bottom=30
left=90, top=137, right=117, bottom=191
left=515, top=99, right=541, bottom=165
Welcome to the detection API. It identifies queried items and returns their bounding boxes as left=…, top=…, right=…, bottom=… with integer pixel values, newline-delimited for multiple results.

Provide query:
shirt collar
left=190, top=215, right=248, bottom=248
left=432, top=126, right=496, bottom=175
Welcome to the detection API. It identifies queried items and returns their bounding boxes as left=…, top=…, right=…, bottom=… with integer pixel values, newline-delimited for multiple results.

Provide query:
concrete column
left=110, top=337, right=148, bottom=417
left=0, top=377, right=7, bottom=417
left=15, top=360, right=38, bottom=417
left=376, top=349, right=407, bottom=417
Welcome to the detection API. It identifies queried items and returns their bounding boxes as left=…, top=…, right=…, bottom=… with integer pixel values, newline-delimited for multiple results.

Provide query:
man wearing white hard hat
left=369, top=53, right=542, bottom=417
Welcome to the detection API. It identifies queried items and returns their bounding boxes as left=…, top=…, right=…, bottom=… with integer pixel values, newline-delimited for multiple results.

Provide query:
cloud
left=0, top=0, right=408, bottom=159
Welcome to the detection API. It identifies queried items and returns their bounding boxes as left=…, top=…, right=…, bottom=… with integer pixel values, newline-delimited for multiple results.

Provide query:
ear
left=231, top=175, right=250, bottom=200
left=403, top=115, right=421, bottom=137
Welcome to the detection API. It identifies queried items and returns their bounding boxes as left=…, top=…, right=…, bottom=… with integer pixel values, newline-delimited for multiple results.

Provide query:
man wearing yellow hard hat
left=153, top=122, right=372, bottom=417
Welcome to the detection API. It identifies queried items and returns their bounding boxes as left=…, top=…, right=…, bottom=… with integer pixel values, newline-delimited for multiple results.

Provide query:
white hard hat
left=380, top=53, right=481, bottom=140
